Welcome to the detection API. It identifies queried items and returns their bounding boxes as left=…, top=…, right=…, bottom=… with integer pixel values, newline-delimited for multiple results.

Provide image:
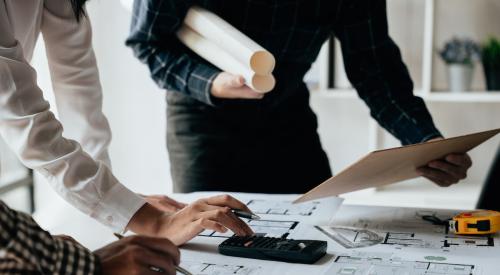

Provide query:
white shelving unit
left=312, top=0, right=500, bottom=151
left=307, top=0, right=500, bottom=208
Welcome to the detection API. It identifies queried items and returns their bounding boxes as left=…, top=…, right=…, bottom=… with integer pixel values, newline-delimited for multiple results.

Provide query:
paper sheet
left=184, top=6, right=275, bottom=76
left=324, top=251, right=481, bottom=275
left=295, top=128, right=500, bottom=203
left=317, top=204, right=500, bottom=274
left=177, top=25, right=275, bottom=93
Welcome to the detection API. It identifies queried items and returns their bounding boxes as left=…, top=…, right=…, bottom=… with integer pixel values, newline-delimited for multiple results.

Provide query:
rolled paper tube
left=184, top=6, right=275, bottom=76
left=177, top=25, right=275, bottom=93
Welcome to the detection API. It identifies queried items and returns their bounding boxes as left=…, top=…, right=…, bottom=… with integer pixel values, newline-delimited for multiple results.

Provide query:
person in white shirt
left=0, top=0, right=253, bottom=247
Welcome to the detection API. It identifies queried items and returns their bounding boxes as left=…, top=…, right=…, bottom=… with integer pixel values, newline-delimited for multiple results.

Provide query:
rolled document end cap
left=250, top=51, right=276, bottom=75
left=251, top=74, right=275, bottom=93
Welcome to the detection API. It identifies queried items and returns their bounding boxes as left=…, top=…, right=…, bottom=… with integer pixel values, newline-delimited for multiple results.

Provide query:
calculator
left=218, top=235, right=327, bottom=264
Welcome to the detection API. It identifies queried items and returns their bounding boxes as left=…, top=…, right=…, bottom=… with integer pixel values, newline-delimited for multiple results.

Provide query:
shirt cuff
left=401, top=123, right=443, bottom=145
left=186, top=63, right=220, bottom=106
left=90, top=180, right=146, bottom=233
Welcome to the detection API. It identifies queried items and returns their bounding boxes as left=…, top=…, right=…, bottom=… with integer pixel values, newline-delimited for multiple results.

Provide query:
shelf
left=313, top=89, right=357, bottom=99
left=313, top=89, right=500, bottom=103
left=423, top=91, right=500, bottom=103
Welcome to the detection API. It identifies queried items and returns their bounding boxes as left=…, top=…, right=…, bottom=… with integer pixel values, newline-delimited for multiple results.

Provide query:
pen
left=113, top=233, right=193, bottom=275
left=232, top=209, right=261, bottom=220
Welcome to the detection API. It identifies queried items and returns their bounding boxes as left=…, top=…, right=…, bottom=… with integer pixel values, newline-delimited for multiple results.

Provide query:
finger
left=198, top=217, right=228, bottom=233
left=225, top=86, right=264, bottom=99
left=192, top=203, right=254, bottom=236
left=422, top=174, right=454, bottom=187
left=227, top=211, right=255, bottom=236
left=427, top=160, right=466, bottom=180
left=200, top=208, right=253, bottom=236
left=178, top=218, right=226, bottom=245
left=417, top=167, right=458, bottom=186
left=445, top=153, right=472, bottom=168
left=228, top=75, right=245, bottom=87
left=205, top=195, right=253, bottom=214
left=417, top=167, right=452, bottom=187
left=138, top=249, right=177, bottom=275
left=126, top=236, right=180, bottom=265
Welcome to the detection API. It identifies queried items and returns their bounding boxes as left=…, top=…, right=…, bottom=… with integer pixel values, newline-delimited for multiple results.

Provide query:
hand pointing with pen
left=162, top=194, right=255, bottom=245
left=128, top=194, right=254, bottom=246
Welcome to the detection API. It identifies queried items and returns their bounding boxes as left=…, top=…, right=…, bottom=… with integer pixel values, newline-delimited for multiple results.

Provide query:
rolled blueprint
left=177, top=25, right=275, bottom=93
left=184, top=6, right=275, bottom=76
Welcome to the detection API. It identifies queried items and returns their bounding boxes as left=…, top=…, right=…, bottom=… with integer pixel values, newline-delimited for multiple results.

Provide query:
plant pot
left=447, top=64, right=474, bottom=92
left=483, top=64, right=500, bottom=91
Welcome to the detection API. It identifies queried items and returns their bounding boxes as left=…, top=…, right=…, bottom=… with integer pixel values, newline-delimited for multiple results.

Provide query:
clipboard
left=294, top=128, right=500, bottom=204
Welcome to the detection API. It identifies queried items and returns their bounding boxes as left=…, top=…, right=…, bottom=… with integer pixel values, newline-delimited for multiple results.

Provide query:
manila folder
left=294, top=128, right=500, bottom=204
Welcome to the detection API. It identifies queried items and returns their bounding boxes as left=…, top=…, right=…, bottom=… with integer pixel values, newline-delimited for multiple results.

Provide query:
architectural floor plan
left=199, top=219, right=299, bottom=238
left=246, top=199, right=319, bottom=216
left=181, top=261, right=262, bottom=275
left=330, top=208, right=496, bottom=252
left=325, top=252, right=477, bottom=275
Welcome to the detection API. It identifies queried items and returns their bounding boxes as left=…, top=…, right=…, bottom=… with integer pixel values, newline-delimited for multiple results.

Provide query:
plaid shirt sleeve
left=126, top=0, right=221, bottom=106
left=0, top=201, right=100, bottom=275
left=334, top=0, right=442, bottom=145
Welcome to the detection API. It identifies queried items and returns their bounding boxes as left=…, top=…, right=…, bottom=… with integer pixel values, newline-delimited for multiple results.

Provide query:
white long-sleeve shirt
left=0, top=0, right=145, bottom=232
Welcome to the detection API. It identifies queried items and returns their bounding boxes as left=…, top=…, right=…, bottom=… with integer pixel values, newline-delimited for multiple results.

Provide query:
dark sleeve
left=0, top=201, right=100, bottom=275
left=126, top=0, right=221, bottom=105
left=333, top=0, right=442, bottom=145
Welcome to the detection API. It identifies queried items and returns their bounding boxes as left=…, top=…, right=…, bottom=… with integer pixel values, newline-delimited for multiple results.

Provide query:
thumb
left=228, top=75, right=245, bottom=87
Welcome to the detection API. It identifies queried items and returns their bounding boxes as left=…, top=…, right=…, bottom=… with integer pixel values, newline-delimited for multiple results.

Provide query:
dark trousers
left=166, top=91, right=332, bottom=194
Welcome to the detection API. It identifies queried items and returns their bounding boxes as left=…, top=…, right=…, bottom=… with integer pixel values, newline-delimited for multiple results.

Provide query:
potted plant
left=482, top=37, right=500, bottom=91
left=439, top=37, right=481, bottom=92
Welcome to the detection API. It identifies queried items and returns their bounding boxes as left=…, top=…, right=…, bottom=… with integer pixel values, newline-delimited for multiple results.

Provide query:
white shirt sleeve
left=42, top=1, right=112, bottom=166
left=0, top=1, right=146, bottom=232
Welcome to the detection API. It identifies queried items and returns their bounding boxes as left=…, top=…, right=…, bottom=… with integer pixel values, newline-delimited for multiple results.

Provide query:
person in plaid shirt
left=0, top=200, right=180, bottom=275
left=126, top=0, right=472, bottom=193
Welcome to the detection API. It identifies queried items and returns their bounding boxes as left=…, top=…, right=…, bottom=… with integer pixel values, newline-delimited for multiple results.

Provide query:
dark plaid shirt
left=126, top=0, right=442, bottom=145
left=0, top=201, right=99, bottom=275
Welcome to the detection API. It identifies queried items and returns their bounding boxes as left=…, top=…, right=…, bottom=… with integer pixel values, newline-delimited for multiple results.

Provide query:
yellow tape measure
left=449, top=210, right=500, bottom=235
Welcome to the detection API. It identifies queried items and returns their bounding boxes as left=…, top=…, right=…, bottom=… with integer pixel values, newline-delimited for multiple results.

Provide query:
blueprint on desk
left=320, top=205, right=499, bottom=275
left=171, top=192, right=500, bottom=275
left=324, top=251, right=478, bottom=275
left=327, top=206, right=495, bottom=253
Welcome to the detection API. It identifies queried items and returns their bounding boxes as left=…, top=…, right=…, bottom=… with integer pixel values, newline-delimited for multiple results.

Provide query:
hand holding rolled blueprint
left=177, top=6, right=276, bottom=93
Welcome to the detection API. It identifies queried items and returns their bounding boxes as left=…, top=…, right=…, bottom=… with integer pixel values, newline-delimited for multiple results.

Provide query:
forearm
left=335, top=0, right=441, bottom=144
left=354, top=44, right=441, bottom=144
left=126, top=0, right=220, bottom=105
left=127, top=39, right=220, bottom=104
left=0, top=42, right=145, bottom=232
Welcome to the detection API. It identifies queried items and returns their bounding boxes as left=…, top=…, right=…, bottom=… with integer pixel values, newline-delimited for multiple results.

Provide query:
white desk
left=34, top=192, right=500, bottom=275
